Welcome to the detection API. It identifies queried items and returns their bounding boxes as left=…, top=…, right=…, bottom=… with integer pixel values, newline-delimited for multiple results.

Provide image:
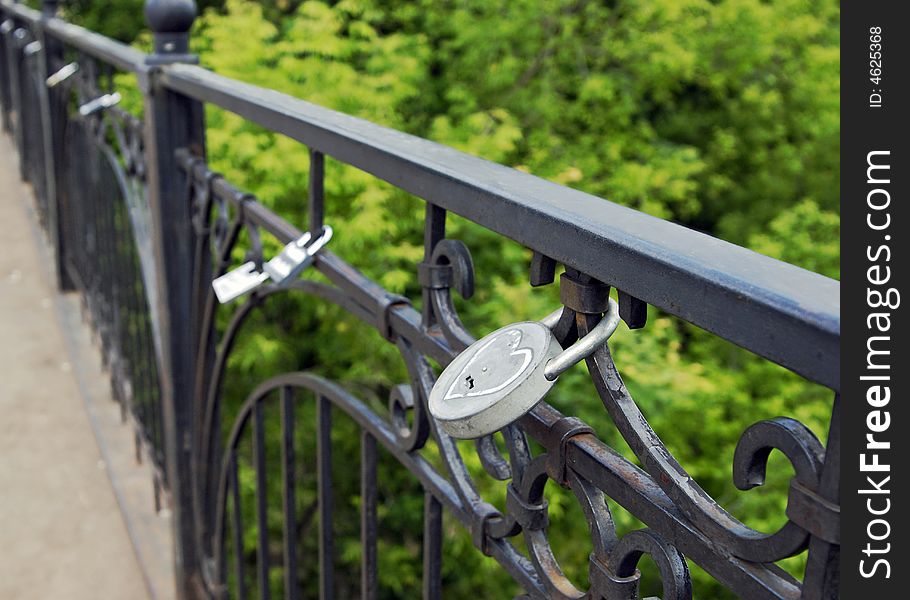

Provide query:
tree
left=93, top=0, right=840, bottom=596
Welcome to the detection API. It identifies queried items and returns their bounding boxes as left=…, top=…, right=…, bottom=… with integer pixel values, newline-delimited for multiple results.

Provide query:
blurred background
left=40, top=0, right=840, bottom=597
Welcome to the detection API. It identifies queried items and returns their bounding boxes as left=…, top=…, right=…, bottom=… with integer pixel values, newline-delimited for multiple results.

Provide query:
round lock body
left=429, top=321, right=563, bottom=439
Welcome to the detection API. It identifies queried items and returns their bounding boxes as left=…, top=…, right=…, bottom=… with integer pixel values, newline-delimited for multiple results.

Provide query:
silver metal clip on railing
left=47, top=62, right=79, bottom=88
left=23, top=40, right=41, bottom=57
left=211, top=225, right=333, bottom=304
left=262, top=225, right=333, bottom=283
left=12, top=27, right=28, bottom=48
left=78, top=92, right=121, bottom=117
left=429, top=298, right=621, bottom=439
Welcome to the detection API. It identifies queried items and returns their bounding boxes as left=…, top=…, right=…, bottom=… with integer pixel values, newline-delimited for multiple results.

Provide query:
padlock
left=23, top=40, right=42, bottom=57
left=211, top=225, right=333, bottom=304
left=428, top=298, right=620, bottom=439
left=262, top=226, right=333, bottom=284
left=47, top=62, right=79, bottom=88
left=212, top=261, right=270, bottom=304
left=78, top=92, right=121, bottom=117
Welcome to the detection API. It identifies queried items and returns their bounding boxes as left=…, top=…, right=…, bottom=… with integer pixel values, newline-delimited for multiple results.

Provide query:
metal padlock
left=428, top=298, right=620, bottom=439
left=262, top=226, right=333, bottom=284
left=212, top=262, right=270, bottom=304
left=211, top=225, right=333, bottom=304
left=23, top=40, right=42, bottom=57
left=78, top=92, right=121, bottom=117
left=47, top=62, right=79, bottom=88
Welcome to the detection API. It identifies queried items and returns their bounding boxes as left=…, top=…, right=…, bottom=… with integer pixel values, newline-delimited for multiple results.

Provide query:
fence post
left=141, top=1, right=206, bottom=597
left=0, top=11, right=12, bottom=132
left=39, top=0, right=73, bottom=290
left=3, top=15, right=27, bottom=180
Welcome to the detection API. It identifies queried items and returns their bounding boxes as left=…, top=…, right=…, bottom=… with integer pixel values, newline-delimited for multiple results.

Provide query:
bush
left=80, top=0, right=840, bottom=597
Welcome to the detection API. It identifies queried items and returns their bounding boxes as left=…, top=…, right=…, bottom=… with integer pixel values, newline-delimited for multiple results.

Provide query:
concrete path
left=0, top=133, right=152, bottom=599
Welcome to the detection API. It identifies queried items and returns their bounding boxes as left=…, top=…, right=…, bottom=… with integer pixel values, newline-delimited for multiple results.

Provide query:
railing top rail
left=44, top=17, right=146, bottom=72
left=0, top=0, right=839, bottom=389
left=0, top=0, right=38, bottom=24
left=160, top=62, right=840, bottom=390
left=0, top=0, right=146, bottom=72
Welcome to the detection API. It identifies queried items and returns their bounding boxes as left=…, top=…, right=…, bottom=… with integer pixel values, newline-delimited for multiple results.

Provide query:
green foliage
left=197, top=1, right=838, bottom=598
left=76, top=0, right=840, bottom=597
left=750, top=199, right=840, bottom=280
left=56, top=0, right=222, bottom=42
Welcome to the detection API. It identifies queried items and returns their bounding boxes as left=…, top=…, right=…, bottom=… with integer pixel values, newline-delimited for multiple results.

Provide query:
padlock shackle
left=292, top=230, right=313, bottom=248
left=306, top=225, right=333, bottom=254
left=542, top=297, right=620, bottom=381
left=539, top=306, right=564, bottom=330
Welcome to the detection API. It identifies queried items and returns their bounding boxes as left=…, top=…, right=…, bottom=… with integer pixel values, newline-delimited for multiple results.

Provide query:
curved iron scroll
left=0, top=6, right=838, bottom=599
left=181, top=153, right=838, bottom=600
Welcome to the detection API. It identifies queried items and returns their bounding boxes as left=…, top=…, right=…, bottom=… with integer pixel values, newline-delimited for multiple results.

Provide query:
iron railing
left=0, top=1, right=840, bottom=598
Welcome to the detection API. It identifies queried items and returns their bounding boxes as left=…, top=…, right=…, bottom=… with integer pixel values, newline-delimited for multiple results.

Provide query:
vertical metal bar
left=423, top=204, right=447, bottom=258
left=280, top=387, right=299, bottom=600
left=141, top=2, right=206, bottom=596
left=309, top=148, right=324, bottom=233
left=9, top=27, right=27, bottom=181
left=0, top=18, right=11, bottom=131
left=38, top=0, right=73, bottom=290
left=361, top=431, right=378, bottom=600
left=185, top=150, right=215, bottom=564
left=190, top=178, right=216, bottom=461
left=230, top=454, right=247, bottom=600
left=422, top=493, right=442, bottom=600
left=421, top=204, right=446, bottom=328
left=128, top=270, right=150, bottom=449
left=137, top=286, right=163, bottom=468
left=800, top=394, right=841, bottom=600
left=317, top=396, right=334, bottom=600
left=111, top=194, right=127, bottom=417
left=253, top=401, right=270, bottom=600
left=96, top=155, right=115, bottom=363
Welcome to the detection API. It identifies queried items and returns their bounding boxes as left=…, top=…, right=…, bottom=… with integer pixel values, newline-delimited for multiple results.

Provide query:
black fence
left=0, top=1, right=840, bottom=598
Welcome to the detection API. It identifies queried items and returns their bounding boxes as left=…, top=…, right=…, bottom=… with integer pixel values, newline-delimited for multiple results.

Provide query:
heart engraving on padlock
left=443, top=328, right=536, bottom=401
left=429, top=298, right=620, bottom=439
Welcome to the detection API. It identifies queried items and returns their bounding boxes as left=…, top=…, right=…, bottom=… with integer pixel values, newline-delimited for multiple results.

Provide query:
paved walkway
left=0, top=134, right=153, bottom=599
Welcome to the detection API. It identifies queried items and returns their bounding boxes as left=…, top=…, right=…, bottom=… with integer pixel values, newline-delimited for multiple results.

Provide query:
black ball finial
left=145, top=0, right=196, bottom=33
left=145, top=0, right=197, bottom=56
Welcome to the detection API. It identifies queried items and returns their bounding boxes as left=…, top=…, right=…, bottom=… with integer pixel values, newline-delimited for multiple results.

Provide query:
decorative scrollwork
left=390, top=341, right=432, bottom=452
left=423, top=237, right=476, bottom=352
left=476, top=432, right=512, bottom=481
left=600, top=528, right=692, bottom=600
left=578, top=310, right=829, bottom=563
left=175, top=158, right=836, bottom=600
left=1, top=7, right=839, bottom=599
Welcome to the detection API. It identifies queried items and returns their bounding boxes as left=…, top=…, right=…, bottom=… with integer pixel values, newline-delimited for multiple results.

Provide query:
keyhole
left=464, top=375, right=475, bottom=390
